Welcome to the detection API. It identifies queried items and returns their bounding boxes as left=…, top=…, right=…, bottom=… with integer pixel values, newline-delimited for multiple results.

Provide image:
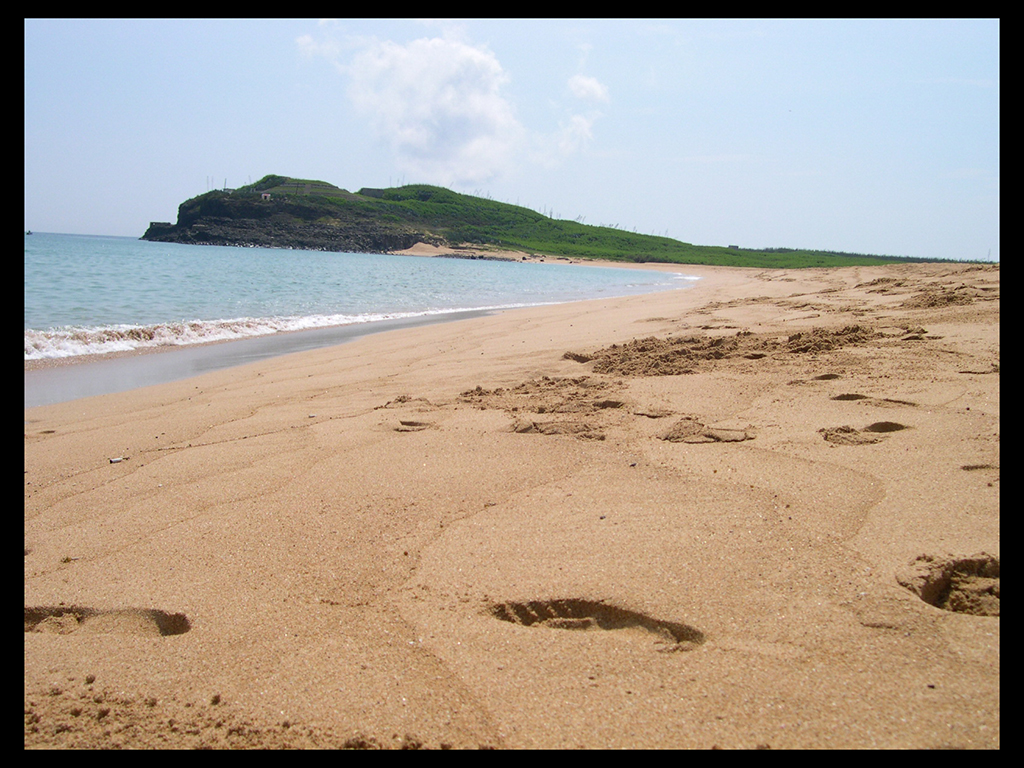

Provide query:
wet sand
left=24, top=309, right=497, bottom=408
left=24, top=261, right=999, bottom=749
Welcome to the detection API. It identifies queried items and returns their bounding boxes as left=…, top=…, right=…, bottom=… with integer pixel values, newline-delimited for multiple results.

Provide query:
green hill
left=142, top=175, right=948, bottom=268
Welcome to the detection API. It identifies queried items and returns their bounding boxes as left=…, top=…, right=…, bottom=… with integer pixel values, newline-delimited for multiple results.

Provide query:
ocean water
left=25, top=232, right=697, bottom=361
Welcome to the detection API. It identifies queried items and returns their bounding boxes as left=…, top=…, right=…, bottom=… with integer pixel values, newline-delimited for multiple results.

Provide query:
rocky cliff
left=141, top=187, right=434, bottom=253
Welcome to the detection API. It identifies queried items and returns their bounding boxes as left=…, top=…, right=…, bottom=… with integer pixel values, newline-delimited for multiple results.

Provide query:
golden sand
left=25, top=261, right=999, bottom=749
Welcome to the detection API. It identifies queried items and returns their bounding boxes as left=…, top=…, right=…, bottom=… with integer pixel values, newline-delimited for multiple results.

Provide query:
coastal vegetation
left=143, top=175, right=955, bottom=268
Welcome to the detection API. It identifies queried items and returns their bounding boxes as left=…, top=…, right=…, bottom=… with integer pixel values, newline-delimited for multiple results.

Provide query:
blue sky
left=25, top=18, right=999, bottom=261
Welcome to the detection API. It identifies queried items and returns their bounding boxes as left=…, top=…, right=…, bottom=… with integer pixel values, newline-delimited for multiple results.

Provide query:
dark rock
left=142, top=189, right=431, bottom=254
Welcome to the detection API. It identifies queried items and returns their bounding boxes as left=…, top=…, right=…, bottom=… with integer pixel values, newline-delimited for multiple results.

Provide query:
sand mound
left=660, top=417, right=754, bottom=443
left=901, top=286, right=978, bottom=308
left=564, top=325, right=881, bottom=377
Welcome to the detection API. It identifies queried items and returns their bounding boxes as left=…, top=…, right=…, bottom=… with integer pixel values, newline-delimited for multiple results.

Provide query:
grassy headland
left=142, top=175, right=958, bottom=268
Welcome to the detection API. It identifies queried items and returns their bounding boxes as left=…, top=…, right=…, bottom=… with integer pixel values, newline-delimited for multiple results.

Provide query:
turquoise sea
left=25, top=233, right=696, bottom=361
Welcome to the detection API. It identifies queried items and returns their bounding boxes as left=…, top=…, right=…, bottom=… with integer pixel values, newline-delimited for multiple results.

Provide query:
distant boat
left=25, top=230, right=32, bottom=235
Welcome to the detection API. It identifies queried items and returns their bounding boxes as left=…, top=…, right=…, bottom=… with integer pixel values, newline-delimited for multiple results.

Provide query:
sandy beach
left=24, top=260, right=999, bottom=749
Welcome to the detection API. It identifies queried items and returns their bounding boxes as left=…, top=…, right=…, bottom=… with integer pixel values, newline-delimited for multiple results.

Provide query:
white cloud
left=557, top=114, right=596, bottom=155
left=298, top=29, right=607, bottom=185
left=296, top=33, right=341, bottom=60
left=567, top=74, right=610, bottom=103
left=343, top=36, right=526, bottom=186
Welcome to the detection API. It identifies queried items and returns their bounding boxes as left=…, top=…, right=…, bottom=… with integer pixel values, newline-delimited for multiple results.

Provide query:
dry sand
left=394, top=242, right=538, bottom=261
left=24, top=261, right=999, bottom=749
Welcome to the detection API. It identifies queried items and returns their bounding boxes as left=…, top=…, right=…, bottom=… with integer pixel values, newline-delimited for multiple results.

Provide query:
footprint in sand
left=789, top=373, right=843, bottom=385
left=896, top=553, right=999, bottom=617
left=488, top=598, right=705, bottom=652
left=394, top=420, right=434, bottom=432
left=831, top=393, right=918, bottom=407
left=24, top=606, right=191, bottom=636
left=819, top=421, right=909, bottom=444
left=511, top=420, right=606, bottom=440
left=862, top=421, right=910, bottom=433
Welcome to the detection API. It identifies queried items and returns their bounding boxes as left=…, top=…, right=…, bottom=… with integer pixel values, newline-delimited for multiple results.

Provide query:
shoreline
left=24, top=307, right=503, bottom=373
left=24, top=307, right=501, bottom=409
left=391, top=241, right=703, bottom=273
left=25, top=249, right=705, bottom=407
left=25, top=245, right=693, bottom=376
left=25, top=261, right=998, bottom=748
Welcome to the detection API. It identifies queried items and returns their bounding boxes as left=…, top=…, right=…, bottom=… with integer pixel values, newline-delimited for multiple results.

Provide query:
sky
left=25, top=18, right=999, bottom=261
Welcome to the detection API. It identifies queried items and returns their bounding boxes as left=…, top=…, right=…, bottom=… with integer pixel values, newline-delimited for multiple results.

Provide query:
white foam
left=23, top=305, right=544, bottom=361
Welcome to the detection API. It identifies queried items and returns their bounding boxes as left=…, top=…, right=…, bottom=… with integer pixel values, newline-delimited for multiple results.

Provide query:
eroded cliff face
left=141, top=192, right=430, bottom=253
left=143, top=216, right=422, bottom=252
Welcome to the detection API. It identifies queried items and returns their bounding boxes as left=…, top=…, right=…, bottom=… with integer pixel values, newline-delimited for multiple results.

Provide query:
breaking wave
left=24, top=307, right=523, bottom=361
left=25, top=234, right=700, bottom=363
